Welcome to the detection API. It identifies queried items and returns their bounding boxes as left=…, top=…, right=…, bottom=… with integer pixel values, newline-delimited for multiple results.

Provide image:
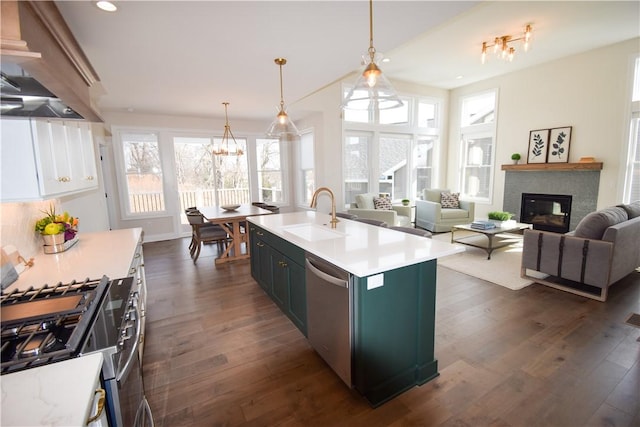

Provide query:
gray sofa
left=521, top=201, right=640, bottom=301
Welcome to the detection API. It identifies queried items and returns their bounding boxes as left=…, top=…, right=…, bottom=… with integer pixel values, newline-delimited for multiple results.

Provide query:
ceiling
left=54, top=1, right=640, bottom=123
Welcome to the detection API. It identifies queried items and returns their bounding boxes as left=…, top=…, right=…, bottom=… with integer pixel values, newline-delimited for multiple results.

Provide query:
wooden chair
left=186, top=212, right=229, bottom=262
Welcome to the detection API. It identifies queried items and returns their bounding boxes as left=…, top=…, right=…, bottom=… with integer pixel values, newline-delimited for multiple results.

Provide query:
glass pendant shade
left=266, top=106, right=299, bottom=139
left=266, top=57, right=299, bottom=139
left=342, top=53, right=403, bottom=110
left=341, top=0, right=403, bottom=111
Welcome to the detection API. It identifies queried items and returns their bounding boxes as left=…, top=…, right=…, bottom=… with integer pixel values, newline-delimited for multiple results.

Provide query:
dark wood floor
left=141, top=238, right=640, bottom=427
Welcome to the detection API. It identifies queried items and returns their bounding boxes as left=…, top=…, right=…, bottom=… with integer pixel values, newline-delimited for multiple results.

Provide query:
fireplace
left=520, top=193, right=572, bottom=233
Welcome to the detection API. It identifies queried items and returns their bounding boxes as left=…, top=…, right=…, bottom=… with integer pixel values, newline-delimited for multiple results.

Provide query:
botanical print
left=548, top=127, right=572, bottom=163
left=527, top=129, right=549, bottom=164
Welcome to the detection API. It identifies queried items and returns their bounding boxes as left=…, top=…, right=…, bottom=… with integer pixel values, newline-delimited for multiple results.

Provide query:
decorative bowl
left=221, top=204, right=241, bottom=212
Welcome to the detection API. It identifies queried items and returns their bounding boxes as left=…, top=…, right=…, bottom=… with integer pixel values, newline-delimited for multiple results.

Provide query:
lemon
left=43, top=223, right=63, bottom=235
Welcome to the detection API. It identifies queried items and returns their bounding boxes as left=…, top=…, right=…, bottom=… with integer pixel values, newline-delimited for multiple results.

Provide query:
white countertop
left=5, top=228, right=143, bottom=293
left=1, top=352, right=104, bottom=427
left=247, top=211, right=464, bottom=277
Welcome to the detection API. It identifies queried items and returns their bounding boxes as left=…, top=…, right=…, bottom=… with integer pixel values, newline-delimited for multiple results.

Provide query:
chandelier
left=341, top=0, right=403, bottom=111
left=212, top=102, right=244, bottom=156
left=481, top=24, right=532, bottom=64
left=266, top=57, right=300, bottom=139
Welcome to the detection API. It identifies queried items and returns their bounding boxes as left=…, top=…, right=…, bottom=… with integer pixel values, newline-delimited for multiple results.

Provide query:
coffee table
left=451, top=222, right=532, bottom=260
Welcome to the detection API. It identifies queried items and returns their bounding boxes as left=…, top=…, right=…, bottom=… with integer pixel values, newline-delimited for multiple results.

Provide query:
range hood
left=1, top=65, right=84, bottom=119
left=0, top=1, right=102, bottom=122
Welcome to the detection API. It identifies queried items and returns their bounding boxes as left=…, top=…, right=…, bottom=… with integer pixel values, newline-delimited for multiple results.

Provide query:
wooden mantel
left=501, top=162, right=603, bottom=171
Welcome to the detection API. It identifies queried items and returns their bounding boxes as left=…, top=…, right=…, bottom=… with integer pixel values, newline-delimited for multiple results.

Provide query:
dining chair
left=186, top=212, right=229, bottom=262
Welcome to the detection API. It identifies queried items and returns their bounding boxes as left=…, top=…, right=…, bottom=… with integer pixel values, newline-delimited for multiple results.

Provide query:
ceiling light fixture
left=266, top=58, right=299, bottom=139
left=212, top=102, right=244, bottom=156
left=342, top=0, right=403, bottom=111
left=96, top=1, right=117, bottom=12
left=481, top=24, right=532, bottom=64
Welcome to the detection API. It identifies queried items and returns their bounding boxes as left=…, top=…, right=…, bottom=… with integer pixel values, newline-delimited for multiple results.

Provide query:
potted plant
left=511, top=153, right=521, bottom=164
left=487, top=211, right=515, bottom=228
left=401, top=198, right=410, bottom=206
left=35, top=204, right=79, bottom=248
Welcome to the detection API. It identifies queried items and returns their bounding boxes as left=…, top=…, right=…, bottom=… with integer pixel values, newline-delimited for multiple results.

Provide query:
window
left=342, top=92, right=442, bottom=206
left=344, top=133, right=371, bottom=205
left=624, top=57, right=640, bottom=203
left=297, top=131, right=315, bottom=205
left=119, top=131, right=165, bottom=215
left=459, top=90, right=497, bottom=203
left=256, top=138, right=283, bottom=203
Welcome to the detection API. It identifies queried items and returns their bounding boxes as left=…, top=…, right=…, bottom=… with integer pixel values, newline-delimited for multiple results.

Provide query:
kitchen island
left=247, top=211, right=463, bottom=407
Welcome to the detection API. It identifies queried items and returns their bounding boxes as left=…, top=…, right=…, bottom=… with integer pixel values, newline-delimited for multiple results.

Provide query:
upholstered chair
left=415, top=189, right=475, bottom=233
left=347, top=193, right=412, bottom=227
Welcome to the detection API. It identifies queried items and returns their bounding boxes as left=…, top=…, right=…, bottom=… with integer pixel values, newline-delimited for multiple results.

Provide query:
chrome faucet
left=310, top=187, right=339, bottom=228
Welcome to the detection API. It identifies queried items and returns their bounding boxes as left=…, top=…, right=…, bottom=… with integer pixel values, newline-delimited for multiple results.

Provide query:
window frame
left=458, top=89, right=498, bottom=204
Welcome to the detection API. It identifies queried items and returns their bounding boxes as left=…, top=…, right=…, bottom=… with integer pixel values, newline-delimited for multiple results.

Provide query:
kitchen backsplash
left=0, top=200, right=61, bottom=259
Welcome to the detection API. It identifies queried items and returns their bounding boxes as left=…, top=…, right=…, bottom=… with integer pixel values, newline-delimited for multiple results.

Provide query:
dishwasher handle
left=305, top=258, right=349, bottom=288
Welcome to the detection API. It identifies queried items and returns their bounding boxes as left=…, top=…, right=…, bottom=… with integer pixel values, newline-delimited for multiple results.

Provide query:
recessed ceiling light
left=96, top=1, right=117, bottom=12
left=382, top=58, right=391, bottom=63
left=456, top=75, right=464, bottom=80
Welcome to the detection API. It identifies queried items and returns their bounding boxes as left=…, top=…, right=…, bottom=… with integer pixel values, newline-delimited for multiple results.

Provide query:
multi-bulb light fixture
left=481, top=24, right=532, bottom=64
left=212, top=102, right=244, bottom=156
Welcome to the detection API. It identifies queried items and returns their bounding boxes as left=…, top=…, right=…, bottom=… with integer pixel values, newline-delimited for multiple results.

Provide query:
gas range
left=1, top=276, right=111, bottom=374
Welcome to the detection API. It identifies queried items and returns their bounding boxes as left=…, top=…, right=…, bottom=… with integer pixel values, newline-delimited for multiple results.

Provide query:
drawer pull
left=257, top=231, right=264, bottom=236
left=86, top=388, right=106, bottom=424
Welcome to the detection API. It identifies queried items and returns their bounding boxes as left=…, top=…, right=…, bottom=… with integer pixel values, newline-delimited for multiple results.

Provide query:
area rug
left=432, top=230, right=536, bottom=290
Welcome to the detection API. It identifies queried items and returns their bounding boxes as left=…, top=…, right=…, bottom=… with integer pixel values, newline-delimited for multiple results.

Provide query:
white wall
left=448, top=37, right=640, bottom=219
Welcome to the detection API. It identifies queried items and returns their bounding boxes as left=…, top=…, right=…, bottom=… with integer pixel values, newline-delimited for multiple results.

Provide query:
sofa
left=521, top=201, right=640, bottom=301
left=415, top=189, right=475, bottom=232
left=347, top=193, right=412, bottom=227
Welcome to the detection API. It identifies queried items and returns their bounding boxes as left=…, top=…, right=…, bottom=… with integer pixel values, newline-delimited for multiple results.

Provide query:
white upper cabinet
left=0, top=118, right=98, bottom=202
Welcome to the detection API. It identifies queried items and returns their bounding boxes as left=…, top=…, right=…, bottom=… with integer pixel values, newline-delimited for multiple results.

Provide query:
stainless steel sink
left=281, top=223, right=347, bottom=241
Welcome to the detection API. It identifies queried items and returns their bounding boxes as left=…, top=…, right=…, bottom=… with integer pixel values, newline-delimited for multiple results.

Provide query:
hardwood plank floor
left=142, top=238, right=640, bottom=427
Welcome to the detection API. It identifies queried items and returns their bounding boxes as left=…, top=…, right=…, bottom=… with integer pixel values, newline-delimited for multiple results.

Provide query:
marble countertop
left=1, top=352, right=104, bottom=426
left=247, top=211, right=464, bottom=277
left=4, top=228, right=143, bottom=293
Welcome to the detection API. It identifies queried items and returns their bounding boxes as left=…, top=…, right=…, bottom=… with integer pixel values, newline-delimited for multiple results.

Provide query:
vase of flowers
left=35, top=204, right=79, bottom=253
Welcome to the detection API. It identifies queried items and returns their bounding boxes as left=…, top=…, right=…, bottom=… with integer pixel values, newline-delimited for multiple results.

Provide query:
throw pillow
left=440, top=192, right=460, bottom=209
left=617, top=201, right=640, bottom=219
left=573, top=207, right=628, bottom=240
left=373, top=196, right=393, bottom=210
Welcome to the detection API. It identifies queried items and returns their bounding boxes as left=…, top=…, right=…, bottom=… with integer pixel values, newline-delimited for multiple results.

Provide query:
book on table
left=471, top=220, right=496, bottom=230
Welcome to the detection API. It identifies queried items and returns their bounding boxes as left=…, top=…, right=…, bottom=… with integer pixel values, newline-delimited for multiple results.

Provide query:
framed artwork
left=527, top=129, right=549, bottom=164
left=547, top=126, right=572, bottom=163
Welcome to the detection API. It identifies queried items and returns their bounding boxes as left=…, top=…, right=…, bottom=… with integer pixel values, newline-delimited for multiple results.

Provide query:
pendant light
left=342, top=0, right=403, bottom=111
left=212, top=102, right=244, bottom=156
left=266, top=57, right=300, bottom=138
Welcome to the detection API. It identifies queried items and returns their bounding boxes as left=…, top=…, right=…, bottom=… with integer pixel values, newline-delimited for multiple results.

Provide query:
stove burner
left=19, top=334, right=59, bottom=358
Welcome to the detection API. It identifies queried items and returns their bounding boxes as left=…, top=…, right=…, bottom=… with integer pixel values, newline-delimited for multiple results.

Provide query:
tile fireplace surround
left=503, top=167, right=601, bottom=231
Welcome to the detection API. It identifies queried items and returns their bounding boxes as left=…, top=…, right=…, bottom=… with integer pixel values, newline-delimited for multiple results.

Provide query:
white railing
left=130, top=188, right=251, bottom=213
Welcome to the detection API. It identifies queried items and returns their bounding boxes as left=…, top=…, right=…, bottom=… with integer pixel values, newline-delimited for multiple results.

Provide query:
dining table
left=199, top=204, right=274, bottom=265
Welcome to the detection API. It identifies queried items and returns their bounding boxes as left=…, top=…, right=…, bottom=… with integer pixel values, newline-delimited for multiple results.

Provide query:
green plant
left=511, top=153, right=521, bottom=161
left=488, top=211, right=513, bottom=221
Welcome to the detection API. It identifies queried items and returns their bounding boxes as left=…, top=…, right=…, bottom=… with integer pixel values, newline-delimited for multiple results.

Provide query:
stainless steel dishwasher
left=305, top=254, right=353, bottom=386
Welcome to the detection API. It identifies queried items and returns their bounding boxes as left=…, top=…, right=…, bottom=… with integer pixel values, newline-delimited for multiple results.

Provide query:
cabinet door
left=271, top=252, right=289, bottom=310
left=286, top=259, right=307, bottom=335
left=0, top=119, right=40, bottom=201
left=256, top=240, right=273, bottom=293
left=76, top=122, right=98, bottom=189
left=32, top=120, right=73, bottom=195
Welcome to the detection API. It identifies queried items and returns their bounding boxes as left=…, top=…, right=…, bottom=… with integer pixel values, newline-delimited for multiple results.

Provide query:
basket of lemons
left=35, top=205, right=79, bottom=253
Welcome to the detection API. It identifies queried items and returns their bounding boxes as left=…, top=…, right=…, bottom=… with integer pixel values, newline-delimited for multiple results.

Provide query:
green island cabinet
left=249, top=223, right=439, bottom=407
